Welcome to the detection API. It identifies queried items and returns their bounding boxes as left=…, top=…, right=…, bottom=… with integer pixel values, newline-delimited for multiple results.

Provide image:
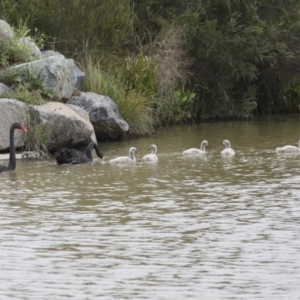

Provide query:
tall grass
left=79, top=52, right=157, bottom=137
left=24, top=120, right=51, bottom=158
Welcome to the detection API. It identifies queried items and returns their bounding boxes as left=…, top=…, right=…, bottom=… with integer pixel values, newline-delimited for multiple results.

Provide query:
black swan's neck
left=8, top=125, right=17, bottom=170
left=85, top=143, right=103, bottom=161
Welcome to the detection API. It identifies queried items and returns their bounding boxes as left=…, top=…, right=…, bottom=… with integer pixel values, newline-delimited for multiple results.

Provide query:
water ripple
left=1, top=123, right=300, bottom=299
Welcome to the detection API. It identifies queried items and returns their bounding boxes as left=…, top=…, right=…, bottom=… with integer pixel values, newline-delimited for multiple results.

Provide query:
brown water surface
left=1, top=119, right=300, bottom=299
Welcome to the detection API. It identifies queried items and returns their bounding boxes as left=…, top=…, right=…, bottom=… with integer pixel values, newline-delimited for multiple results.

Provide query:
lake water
left=1, top=118, right=300, bottom=299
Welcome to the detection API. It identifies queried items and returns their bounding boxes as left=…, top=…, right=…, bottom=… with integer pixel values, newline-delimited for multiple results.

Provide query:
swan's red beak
left=20, top=125, right=27, bottom=132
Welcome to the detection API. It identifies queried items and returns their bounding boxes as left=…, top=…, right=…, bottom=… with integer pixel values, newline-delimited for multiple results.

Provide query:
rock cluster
left=0, top=19, right=129, bottom=152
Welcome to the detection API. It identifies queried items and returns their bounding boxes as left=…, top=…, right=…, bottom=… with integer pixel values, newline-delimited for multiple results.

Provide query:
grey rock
left=41, top=50, right=61, bottom=58
left=0, top=99, right=28, bottom=151
left=66, top=103, right=97, bottom=145
left=17, top=37, right=42, bottom=60
left=13, top=54, right=77, bottom=101
left=41, top=51, right=85, bottom=90
left=32, top=102, right=95, bottom=151
left=68, top=92, right=129, bottom=141
left=0, top=19, right=14, bottom=43
left=73, top=64, right=85, bottom=89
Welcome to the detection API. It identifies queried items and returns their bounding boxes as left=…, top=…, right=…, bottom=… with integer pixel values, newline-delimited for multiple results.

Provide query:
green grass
left=79, top=53, right=157, bottom=137
left=1, top=68, right=54, bottom=105
left=23, top=109, right=51, bottom=158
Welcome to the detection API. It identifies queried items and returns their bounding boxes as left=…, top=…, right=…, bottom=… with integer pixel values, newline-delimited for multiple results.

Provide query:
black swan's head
left=13, top=122, right=27, bottom=132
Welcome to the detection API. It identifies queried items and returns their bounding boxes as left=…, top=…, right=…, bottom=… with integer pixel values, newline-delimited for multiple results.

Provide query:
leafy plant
left=156, top=89, right=196, bottom=124
left=174, top=89, right=196, bottom=108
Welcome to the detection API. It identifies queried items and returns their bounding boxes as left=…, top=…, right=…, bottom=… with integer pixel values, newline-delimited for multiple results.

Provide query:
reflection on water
left=1, top=119, right=300, bottom=299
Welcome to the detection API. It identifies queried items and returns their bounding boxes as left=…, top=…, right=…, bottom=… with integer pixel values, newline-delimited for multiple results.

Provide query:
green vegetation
left=184, top=0, right=300, bottom=118
left=0, top=67, right=54, bottom=104
left=0, top=22, right=52, bottom=153
left=1, top=0, right=300, bottom=136
left=0, top=38, right=30, bottom=68
left=24, top=108, right=51, bottom=158
left=0, top=18, right=54, bottom=105
left=79, top=52, right=156, bottom=136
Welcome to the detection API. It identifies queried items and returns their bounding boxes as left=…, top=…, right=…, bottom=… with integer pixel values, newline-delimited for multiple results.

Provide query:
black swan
left=0, top=122, right=27, bottom=173
left=55, top=142, right=103, bottom=165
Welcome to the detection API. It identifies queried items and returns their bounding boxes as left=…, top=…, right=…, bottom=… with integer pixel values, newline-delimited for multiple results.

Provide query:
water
left=1, top=119, right=300, bottom=299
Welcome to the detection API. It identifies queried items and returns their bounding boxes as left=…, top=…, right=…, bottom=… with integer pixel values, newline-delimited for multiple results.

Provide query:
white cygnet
left=276, top=139, right=300, bottom=154
left=142, top=144, right=158, bottom=162
left=110, top=147, right=138, bottom=164
left=221, top=139, right=235, bottom=156
left=183, top=140, right=209, bottom=156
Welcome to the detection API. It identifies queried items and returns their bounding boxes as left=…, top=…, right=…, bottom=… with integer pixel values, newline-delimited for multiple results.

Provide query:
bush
left=185, top=0, right=300, bottom=118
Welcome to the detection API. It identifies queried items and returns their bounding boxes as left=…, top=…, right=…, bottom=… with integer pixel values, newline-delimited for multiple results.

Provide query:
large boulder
left=0, top=19, right=14, bottom=43
left=41, top=50, right=61, bottom=59
left=65, top=103, right=97, bottom=145
left=41, top=51, right=85, bottom=89
left=0, top=99, right=28, bottom=151
left=31, top=102, right=95, bottom=151
left=68, top=92, right=129, bottom=140
left=14, top=54, right=77, bottom=101
left=73, top=64, right=85, bottom=89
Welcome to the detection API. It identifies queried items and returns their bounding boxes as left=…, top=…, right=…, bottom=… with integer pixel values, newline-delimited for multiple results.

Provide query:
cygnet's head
left=129, top=147, right=138, bottom=154
left=222, top=140, right=231, bottom=148
left=201, top=140, right=209, bottom=148
left=148, top=144, right=157, bottom=152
